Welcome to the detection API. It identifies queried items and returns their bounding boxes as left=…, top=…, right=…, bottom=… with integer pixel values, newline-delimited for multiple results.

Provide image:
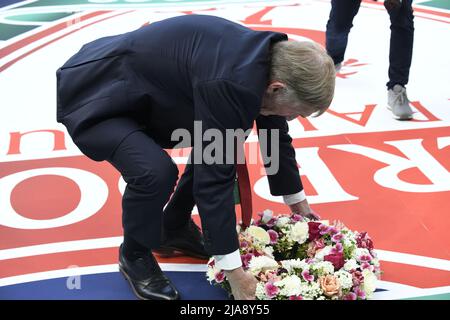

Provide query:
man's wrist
left=289, top=199, right=312, bottom=214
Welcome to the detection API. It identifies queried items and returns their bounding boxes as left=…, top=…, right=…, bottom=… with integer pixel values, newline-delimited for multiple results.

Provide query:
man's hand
left=288, top=199, right=320, bottom=220
left=225, top=267, right=258, bottom=300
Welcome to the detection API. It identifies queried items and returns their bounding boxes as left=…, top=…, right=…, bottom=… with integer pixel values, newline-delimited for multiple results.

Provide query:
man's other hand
left=225, top=267, right=258, bottom=300
left=288, top=199, right=321, bottom=220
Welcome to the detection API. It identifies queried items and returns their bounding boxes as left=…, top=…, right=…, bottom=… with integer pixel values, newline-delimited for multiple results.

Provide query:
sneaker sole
left=387, top=106, right=413, bottom=120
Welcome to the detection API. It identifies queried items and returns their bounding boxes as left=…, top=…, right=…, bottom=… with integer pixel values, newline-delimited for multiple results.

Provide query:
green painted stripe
left=0, top=23, right=38, bottom=41
left=17, top=0, right=266, bottom=9
left=419, top=0, right=450, bottom=10
left=401, top=292, right=450, bottom=300
left=6, top=12, right=75, bottom=22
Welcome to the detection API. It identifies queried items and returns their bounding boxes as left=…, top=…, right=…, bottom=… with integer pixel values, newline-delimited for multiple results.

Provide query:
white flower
left=373, top=257, right=380, bottom=268
left=334, top=270, right=353, bottom=289
left=275, top=275, right=303, bottom=297
left=206, top=266, right=218, bottom=283
left=247, top=226, right=271, bottom=245
left=343, top=238, right=355, bottom=248
left=276, top=216, right=291, bottom=228
left=261, top=209, right=273, bottom=223
left=288, top=221, right=309, bottom=244
left=281, top=259, right=309, bottom=273
left=248, top=256, right=279, bottom=275
left=362, top=269, right=377, bottom=297
left=263, top=246, right=274, bottom=258
left=344, top=259, right=359, bottom=271
left=311, top=261, right=334, bottom=275
left=255, top=282, right=268, bottom=300
left=315, top=246, right=333, bottom=261
left=299, top=281, right=322, bottom=299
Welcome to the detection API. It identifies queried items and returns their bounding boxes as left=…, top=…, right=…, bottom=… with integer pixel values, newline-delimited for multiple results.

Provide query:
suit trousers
left=325, top=0, right=414, bottom=89
left=107, top=129, right=179, bottom=248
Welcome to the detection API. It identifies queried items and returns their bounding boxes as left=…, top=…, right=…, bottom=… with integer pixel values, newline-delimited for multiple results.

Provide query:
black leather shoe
left=119, top=244, right=180, bottom=300
left=155, top=219, right=209, bottom=259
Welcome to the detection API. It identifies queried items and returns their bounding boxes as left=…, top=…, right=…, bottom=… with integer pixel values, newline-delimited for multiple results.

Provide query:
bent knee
left=126, top=160, right=178, bottom=192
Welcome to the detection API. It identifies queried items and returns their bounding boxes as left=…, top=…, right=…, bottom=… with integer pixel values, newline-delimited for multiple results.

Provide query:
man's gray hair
left=270, top=40, right=336, bottom=115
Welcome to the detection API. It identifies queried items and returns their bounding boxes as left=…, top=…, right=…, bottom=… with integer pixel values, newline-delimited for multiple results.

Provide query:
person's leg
left=108, top=130, right=179, bottom=252
left=157, top=156, right=209, bottom=259
left=386, top=0, right=414, bottom=120
left=326, top=0, right=362, bottom=66
left=108, top=130, right=180, bottom=300
left=163, top=159, right=195, bottom=230
left=386, top=0, right=414, bottom=89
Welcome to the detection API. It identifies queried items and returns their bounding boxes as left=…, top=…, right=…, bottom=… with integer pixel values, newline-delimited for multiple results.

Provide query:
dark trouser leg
left=107, top=130, right=179, bottom=250
left=326, top=0, right=362, bottom=65
left=163, top=157, right=195, bottom=230
left=386, top=0, right=414, bottom=89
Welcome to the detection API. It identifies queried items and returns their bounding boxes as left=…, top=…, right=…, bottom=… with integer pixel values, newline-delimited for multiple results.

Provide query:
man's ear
left=266, top=81, right=286, bottom=94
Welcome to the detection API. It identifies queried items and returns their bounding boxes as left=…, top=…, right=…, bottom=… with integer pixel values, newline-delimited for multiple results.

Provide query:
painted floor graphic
left=0, top=0, right=449, bottom=300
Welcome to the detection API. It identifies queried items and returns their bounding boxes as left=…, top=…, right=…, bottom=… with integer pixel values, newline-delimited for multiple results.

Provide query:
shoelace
left=393, top=88, right=409, bottom=106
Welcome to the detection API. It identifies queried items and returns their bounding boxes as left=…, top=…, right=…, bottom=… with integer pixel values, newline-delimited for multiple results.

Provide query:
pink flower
left=301, top=270, right=314, bottom=282
left=268, top=229, right=279, bottom=244
left=351, top=270, right=364, bottom=286
left=356, top=232, right=374, bottom=250
left=266, top=218, right=277, bottom=228
left=291, top=214, right=303, bottom=222
left=359, top=254, right=372, bottom=262
left=308, top=238, right=327, bottom=257
left=354, top=286, right=366, bottom=299
left=264, top=282, right=279, bottom=299
left=319, top=224, right=331, bottom=235
left=361, top=262, right=374, bottom=272
left=215, top=271, right=225, bottom=283
left=241, top=253, right=253, bottom=268
left=289, top=295, right=303, bottom=300
left=331, top=233, right=344, bottom=243
left=240, top=241, right=249, bottom=249
left=331, top=243, right=344, bottom=254
left=324, top=252, right=345, bottom=270
left=306, top=242, right=317, bottom=258
left=308, top=222, right=322, bottom=241
left=343, top=292, right=357, bottom=300
left=328, top=226, right=339, bottom=235
left=208, top=259, right=215, bottom=268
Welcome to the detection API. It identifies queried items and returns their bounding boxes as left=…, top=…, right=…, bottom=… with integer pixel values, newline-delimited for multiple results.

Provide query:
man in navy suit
left=57, top=15, right=335, bottom=300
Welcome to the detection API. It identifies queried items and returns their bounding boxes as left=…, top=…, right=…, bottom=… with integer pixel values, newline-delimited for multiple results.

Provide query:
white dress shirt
left=213, top=190, right=306, bottom=270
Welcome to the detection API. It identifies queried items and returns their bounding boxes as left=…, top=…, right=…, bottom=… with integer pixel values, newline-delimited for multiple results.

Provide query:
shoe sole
left=118, top=264, right=179, bottom=301
left=387, top=106, right=413, bottom=120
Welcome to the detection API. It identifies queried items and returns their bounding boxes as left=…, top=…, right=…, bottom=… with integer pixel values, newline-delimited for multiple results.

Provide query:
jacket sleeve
left=192, top=79, right=260, bottom=255
left=255, top=115, right=303, bottom=196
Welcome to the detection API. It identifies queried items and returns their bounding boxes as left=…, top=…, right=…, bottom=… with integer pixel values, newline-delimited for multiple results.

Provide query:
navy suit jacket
left=57, top=15, right=303, bottom=251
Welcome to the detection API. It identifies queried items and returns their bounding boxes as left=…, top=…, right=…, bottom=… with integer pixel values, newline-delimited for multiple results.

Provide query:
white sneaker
left=387, top=84, right=413, bottom=120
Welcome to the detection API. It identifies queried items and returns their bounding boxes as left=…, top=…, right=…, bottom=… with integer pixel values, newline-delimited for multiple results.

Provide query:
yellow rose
left=362, top=269, right=377, bottom=297
left=247, top=226, right=270, bottom=245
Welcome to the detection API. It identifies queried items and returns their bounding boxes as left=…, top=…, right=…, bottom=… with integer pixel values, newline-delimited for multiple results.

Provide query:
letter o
left=0, top=167, right=108, bottom=229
